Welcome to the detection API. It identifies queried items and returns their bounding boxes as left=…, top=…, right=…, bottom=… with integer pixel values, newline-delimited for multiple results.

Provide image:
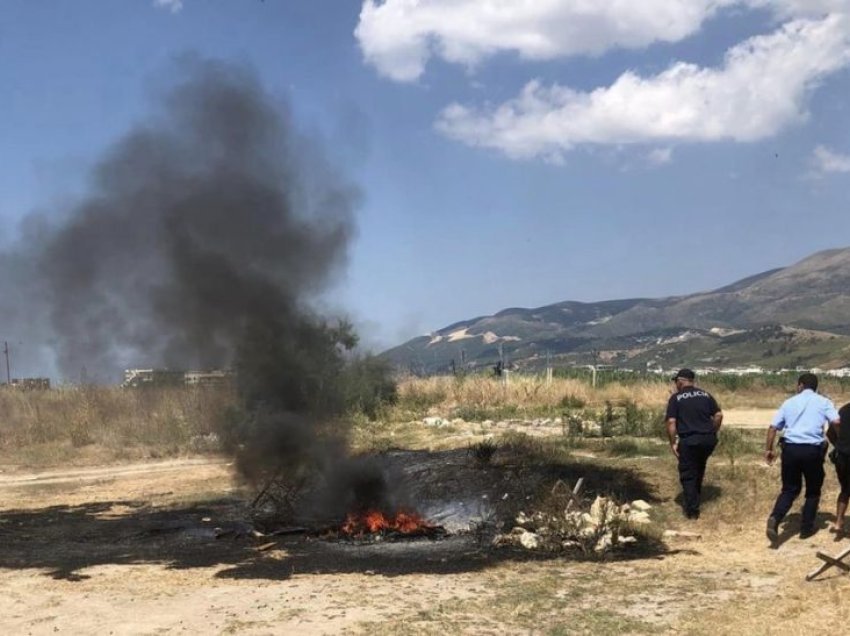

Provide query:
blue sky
left=2, top=0, right=850, bottom=355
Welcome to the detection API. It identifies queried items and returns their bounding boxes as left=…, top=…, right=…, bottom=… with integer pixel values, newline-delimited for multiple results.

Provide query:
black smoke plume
left=25, top=59, right=354, bottom=378
left=0, top=59, right=394, bottom=520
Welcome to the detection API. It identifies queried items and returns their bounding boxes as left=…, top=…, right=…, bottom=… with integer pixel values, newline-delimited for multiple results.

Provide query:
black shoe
left=686, top=510, right=700, bottom=520
left=766, top=517, right=779, bottom=544
left=799, top=526, right=817, bottom=540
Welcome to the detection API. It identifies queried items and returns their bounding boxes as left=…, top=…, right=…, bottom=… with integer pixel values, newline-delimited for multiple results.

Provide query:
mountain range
left=381, top=248, right=850, bottom=374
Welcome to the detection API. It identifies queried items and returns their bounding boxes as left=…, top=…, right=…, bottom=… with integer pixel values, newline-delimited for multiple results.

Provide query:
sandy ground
left=722, top=408, right=774, bottom=429
left=2, top=455, right=849, bottom=635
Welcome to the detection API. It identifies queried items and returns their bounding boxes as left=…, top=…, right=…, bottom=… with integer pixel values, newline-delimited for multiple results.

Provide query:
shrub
left=559, top=394, right=586, bottom=409
left=600, top=401, right=616, bottom=437
left=717, top=428, right=754, bottom=470
left=468, top=439, right=499, bottom=466
left=341, top=356, right=398, bottom=420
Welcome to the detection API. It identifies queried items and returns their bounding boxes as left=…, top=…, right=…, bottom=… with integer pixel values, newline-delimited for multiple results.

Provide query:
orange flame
left=340, top=509, right=433, bottom=535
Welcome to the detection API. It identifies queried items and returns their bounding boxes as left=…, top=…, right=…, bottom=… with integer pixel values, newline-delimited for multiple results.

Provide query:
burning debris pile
left=336, top=509, right=445, bottom=540
left=493, top=479, right=653, bottom=555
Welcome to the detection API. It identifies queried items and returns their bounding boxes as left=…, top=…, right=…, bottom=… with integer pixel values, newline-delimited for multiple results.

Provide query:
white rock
left=627, top=510, right=652, bottom=525
left=519, top=530, right=541, bottom=550
left=663, top=530, right=702, bottom=540
left=628, top=511, right=651, bottom=525
left=423, top=417, right=449, bottom=427
left=594, top=531, right=613, bottom=552
left=617, top=536, right=638, bottom=545
left=630, top=499, right=652, bottom=512
left=590, top=496, right=619, bottom=525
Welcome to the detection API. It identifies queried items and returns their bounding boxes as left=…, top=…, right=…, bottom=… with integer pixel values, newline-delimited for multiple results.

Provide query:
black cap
left=671, top=368, right=695, bottom=381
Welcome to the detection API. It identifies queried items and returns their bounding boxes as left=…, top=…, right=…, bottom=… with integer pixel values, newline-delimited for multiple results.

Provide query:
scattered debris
left=493, top=477, right=651, bottom=556
left=662, top=530, right=702, bottom=541
left=423, top=417, right=451, bottom=427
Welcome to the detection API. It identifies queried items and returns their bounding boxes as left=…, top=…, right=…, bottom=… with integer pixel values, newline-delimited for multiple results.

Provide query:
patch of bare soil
left=2, top=452, right=849, bottom=634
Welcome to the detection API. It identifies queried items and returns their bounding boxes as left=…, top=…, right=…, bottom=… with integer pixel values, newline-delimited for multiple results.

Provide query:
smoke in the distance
left=0, top=58, right=355, bottom=382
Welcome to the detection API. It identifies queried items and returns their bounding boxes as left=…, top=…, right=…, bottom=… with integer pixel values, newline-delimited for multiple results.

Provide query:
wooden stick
left=806, top=546, right=850, bottom=581
left=565, top=477, right=585, bottom=512
left=250, top=464, right=285, bottom=508
left=256, top=542, right=278, bottom=552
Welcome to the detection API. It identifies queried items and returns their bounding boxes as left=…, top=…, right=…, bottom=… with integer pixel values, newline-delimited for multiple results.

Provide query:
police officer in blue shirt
left=765, top=372, right=840, bottom=543
left=665, top=369, right=723, bottom=519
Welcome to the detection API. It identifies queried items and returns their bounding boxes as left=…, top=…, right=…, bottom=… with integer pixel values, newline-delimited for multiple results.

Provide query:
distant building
left=4, top=378, right=51, bottom=391
left=184, top=369, right=234, bottom=387
left=122, top=368, right=234, bottom=388
left=122, top=369, right=186, bottom=388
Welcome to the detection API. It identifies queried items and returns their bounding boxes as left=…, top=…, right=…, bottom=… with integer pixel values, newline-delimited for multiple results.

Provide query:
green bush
left=622, top=401, right=665, bottom=439
left=341, top=356, right=398, bottom=420
left=717, top=428, right=757, bottom=470
left=600, top=401, right=617, bottom=437
left=559, top=394, right=586, bottom=409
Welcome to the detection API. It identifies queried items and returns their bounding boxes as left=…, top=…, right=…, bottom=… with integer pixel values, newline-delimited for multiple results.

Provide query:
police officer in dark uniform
left=665, top=368, right=723, bottom=519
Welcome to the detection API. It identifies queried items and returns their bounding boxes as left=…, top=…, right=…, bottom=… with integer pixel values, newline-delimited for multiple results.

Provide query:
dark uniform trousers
left=678, top=436, right=716, bottom=515
left=770, top=442, right=826, bottom=530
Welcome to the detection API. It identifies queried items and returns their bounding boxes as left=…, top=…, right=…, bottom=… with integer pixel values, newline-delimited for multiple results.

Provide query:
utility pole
left=3, top=341, right=10, bottom=385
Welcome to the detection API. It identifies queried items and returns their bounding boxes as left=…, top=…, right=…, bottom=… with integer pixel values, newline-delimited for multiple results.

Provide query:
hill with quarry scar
left=382, top=248, right=850, bottom=374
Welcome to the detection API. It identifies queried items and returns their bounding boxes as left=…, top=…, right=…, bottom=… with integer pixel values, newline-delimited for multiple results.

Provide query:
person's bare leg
left=836, top=495, right=848, bottom=535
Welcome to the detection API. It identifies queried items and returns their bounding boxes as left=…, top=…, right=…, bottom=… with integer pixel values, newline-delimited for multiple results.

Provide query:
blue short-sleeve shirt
left=771, top=389, right=840, bottom=444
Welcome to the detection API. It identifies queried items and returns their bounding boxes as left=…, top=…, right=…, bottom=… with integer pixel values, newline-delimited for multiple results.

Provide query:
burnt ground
left=4, top=446, right=847, bottom=634
left=0, top=447, right=664, bottom=583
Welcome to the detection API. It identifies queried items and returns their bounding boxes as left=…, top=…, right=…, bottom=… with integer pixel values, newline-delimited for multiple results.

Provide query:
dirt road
left=1, top=455, right=848, bottom=634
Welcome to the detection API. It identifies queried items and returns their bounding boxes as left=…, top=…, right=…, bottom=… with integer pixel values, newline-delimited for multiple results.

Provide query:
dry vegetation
left=0, top=385, right=236, bottom=467
left=3, top=374, right=850, bottom=634
left=4, top=372, right=850, bottom=469
left=392, top=373, right=850, bottom=417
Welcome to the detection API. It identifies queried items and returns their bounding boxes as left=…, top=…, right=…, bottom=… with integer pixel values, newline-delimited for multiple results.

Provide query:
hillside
left=382, top=248, right=850, bottom=374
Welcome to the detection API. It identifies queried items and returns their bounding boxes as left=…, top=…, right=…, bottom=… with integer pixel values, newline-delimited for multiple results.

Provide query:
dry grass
left=3, top=371, right=850, bottom=469
left=394, top=374, right=668, bottom=415
left=393, top=374, right=850, bottom=419
left=0, top=385, right=236, bottom=466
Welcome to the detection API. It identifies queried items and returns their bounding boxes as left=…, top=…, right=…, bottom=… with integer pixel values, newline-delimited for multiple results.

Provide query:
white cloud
left=355, top=1, right=850, bottom=82
left=812, top=145, right=850, bottom=173
left=153, top=0, right=183, bottom=13
left=647, top=147, right=673, bottom=165
left=436, top=15, right=850, bottom=160
left=760, top=0, right=850, bottom=18
left=356, top=0, right=742, bottom=82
